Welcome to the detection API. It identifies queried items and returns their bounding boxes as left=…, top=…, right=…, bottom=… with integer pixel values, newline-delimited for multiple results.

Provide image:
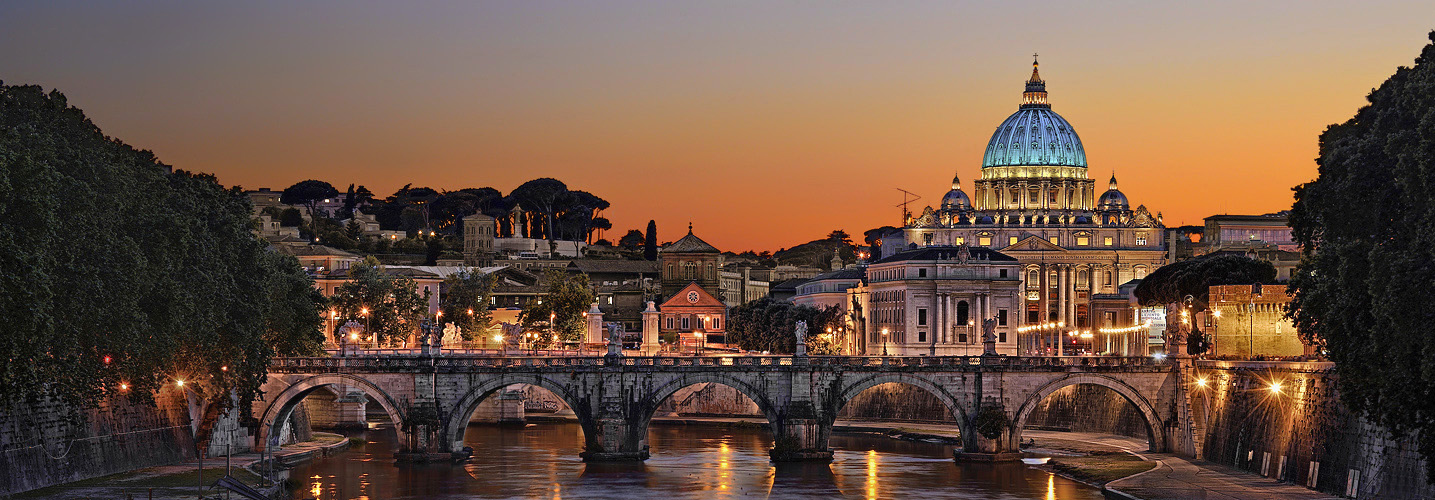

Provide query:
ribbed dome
left=1097, top=174, right=1129, bottom=210
left=941, top=173, right=972, bottom=210
left=981, top=58, right=1088, bottom=169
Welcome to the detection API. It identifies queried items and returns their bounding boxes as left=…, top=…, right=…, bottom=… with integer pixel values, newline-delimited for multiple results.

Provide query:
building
left=658, top=282, right=728, bottom=351
left=462, top=213, right=496, bottom=267
left=849, top=245, right=1023, bottom=356
left=659, top=226, right=723, bottom=302
left=1086, top=280, right=1150, bottom=356
left=1195, top=213, right=1299, bottom=280
left=566, top=259, right=660, bottom=332
left=719, top=268, right=769, bottom=307
left=893, top=58, right=1167, bottom=346
left=1206, top=284, right=1312, bottom=358
left=792, top=268, right=865, bottom=313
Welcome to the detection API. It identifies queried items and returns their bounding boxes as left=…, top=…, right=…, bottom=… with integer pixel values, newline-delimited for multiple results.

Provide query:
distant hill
left=773, top=238, right=857, bottom=269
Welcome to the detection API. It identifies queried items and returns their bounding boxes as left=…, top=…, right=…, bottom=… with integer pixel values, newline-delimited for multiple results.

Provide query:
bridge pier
left=769, top=402, right=833, bottom=462
left=579, top=415, right=650, bottom=461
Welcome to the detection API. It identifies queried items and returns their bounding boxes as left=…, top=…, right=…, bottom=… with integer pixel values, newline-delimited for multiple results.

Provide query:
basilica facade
left=875, top=58, right=1166, bottom=355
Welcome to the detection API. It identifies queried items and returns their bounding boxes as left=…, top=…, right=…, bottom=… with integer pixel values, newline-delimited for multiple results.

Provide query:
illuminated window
left=955, top=237, right=965, bottom=245
left=1103, top=236, right=1114, bottom=246
left=1048, top=236, right=1058, bottom=245
left=1009, top=236, right=1018, bottom=245
left=1136, top=235, right=1147, bottom=245
left=979, top=236, right=992, bottom=246
left=1076, top=236, right=1089, bottom=246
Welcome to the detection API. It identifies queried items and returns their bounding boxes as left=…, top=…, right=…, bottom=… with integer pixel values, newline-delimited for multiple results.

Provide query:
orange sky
left=3, top=2, right=1431, bottom=251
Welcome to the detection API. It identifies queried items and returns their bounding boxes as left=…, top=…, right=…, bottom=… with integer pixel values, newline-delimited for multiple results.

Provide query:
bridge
left=248, top=353, right=1190, bottom=463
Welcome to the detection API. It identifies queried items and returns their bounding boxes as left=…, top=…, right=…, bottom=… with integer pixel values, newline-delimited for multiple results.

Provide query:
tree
left=340, top=183, right=357, bottom=220
left=346, top=218, right=363, bottom=240
left=0, top=83, right=323, bottom=412
left=826, top=230, right=852, bottom=244
left=727, top=298, right=842, bottom=353
left=1133, top=254, right=1277, bottom=308
left=281, top=180, right=339, bottom=220
left=618, top=230, right=645, bottom=251
left=1134, top=254, right=1274, bottom=355
left=644, top=220, right=658, bottom=261
left=439, top=269, right=496, bottom=341
left=510, top=178, right=567, bottom=241
left=1287, top=32, right=1435, bottom=481
left=331, top=257, right=429, bottom=346
left=520, top=270, right=596, bottom=344
left=279, top=207, right=304, bottom=227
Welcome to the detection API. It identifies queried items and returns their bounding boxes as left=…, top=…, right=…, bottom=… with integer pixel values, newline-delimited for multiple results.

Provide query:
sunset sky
left=3, top=2, right=1431, bottom=251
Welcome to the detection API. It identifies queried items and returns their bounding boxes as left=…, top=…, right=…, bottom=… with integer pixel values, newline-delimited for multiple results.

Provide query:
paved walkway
left=1022, top=430, right=1339, bottom=500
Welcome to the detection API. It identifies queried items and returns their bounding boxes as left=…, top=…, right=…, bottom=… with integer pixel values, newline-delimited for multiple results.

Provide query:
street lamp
left=881, top=328, right=890, bottom=356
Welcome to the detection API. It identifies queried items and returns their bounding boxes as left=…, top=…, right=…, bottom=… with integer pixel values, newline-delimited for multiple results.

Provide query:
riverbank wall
left=1190, top=360, right=1433, bottom=499
left=0, top=386, right=312, bottom=496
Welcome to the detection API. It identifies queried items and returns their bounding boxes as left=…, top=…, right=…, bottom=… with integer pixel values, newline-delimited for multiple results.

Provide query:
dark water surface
left=288, top=422, right=1100, bottom=499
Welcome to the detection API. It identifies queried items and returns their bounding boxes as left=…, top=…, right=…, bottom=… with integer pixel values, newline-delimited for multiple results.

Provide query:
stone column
left=641, top=301, right=660, bottom=354
left=1057, top=265, right=1068, bottom=327
left=938, top=293, right=948, bottom=344
left=1068, top=266, right=1078, bottom=329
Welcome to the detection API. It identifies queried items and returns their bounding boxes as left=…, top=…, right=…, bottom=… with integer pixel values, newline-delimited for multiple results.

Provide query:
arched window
left=1134, top=266, right=1148, bottom=279
left=957, top=301, right=970, bottom=326
left=1027, top=269, right=1039, bottom=285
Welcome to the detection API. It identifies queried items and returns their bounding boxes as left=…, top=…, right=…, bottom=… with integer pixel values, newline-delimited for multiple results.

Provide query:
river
left=287, top=422, right=1101, bottom=499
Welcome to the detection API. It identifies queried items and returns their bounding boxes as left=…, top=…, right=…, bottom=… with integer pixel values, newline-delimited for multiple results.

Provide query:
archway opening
left=643, top=381, right=774, bottom=460
left=456, top=383, right=586, bottom=468
left=1019, top=382, right=1155, bottom=452
left=266, top=380, right=403, bottom=453
left=833, top=381, right=964, bottom=453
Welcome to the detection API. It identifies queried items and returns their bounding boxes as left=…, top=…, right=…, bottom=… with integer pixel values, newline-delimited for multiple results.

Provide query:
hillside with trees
left=0, top=83, right=324, bottom=410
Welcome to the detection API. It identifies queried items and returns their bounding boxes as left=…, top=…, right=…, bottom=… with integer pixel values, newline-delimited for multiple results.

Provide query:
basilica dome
left=981, top=59, right=1088, bottom=169
left=941, top=173, right=972, bottom=210
left=1097, top=174, right=1130, bottom=211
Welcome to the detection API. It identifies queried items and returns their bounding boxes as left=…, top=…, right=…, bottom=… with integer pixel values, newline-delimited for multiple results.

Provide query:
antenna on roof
left=895, top=188, right=922, bottom=224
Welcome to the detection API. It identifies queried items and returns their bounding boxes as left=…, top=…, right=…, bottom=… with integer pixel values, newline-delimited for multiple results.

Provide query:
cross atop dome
left=1022, top=53, right=1049, bottom=109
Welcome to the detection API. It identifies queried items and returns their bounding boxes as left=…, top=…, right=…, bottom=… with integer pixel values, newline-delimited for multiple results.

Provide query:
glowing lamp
left=1195, top=378, right=1208, bottom=387
left=176, top=380, right=185, bottom=387
left=1270, top=382, right=1283, bottom=394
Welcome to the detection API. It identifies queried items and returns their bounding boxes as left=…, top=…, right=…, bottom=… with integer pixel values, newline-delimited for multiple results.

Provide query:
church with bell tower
left=877, top=56, right=1167, bottom=355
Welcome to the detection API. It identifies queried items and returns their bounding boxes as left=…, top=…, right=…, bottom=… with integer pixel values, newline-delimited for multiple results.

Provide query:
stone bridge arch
left=256, top=373, right=406, bottom=452
left=443, top=373, right=592, bottom=453
left=1011, top=373, right=1165, bottom=452
left=637, top=373, right=782, bottom=432
left=831, top=373, right=972, bottom=440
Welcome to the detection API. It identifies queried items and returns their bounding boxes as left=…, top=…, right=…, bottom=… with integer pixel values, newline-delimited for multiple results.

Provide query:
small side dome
left=941, top=172, right=973, bottom=210
left=1097, top=173, right=1129, bottom=211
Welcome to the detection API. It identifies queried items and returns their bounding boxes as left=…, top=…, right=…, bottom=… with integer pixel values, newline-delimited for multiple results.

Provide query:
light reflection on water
left=287, top=423, right=1102, bottom=499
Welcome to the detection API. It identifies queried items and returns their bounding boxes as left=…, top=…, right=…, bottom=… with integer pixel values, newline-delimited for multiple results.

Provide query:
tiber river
left=286, top=422, right=1101, bottom=500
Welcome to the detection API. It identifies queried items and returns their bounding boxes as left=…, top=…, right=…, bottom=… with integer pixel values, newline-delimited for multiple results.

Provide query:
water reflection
left=288, top=422, right=1101, bottom=499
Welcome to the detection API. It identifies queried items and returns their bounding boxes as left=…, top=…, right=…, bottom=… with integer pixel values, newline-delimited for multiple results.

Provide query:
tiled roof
left=661, top=231, right=719, bottom=254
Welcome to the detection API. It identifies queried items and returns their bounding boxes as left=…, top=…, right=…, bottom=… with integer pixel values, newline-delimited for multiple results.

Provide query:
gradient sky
left=3, top=2, right=1431, bottom=251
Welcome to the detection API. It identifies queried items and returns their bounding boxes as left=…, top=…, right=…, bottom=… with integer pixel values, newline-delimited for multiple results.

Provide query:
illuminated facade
left=896, top=58, right=1167, bottom=353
